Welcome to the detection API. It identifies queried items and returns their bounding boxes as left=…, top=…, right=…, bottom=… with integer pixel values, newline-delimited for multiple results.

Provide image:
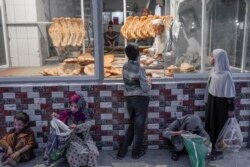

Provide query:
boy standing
left=117, top=43, right=151, bottom=159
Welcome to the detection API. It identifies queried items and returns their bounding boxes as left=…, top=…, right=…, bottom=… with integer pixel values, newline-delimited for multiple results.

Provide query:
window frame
left=0, top=0, right=249, bottom=84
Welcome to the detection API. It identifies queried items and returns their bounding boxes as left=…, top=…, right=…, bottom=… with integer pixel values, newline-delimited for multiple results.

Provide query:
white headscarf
left=208, top=49, right=235, bottom=98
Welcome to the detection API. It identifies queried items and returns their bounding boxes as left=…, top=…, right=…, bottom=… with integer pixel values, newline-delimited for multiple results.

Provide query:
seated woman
left=53, top=94, right=99, bottom=167
left=162, top=114, right=210, bottom=161
left=104, top=25, right=119, bottom=48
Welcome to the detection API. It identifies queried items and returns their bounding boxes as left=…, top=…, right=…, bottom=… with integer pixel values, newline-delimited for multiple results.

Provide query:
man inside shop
left=141, top=18, right=170, bottom=68
left=104, top=25, right=119, bottom=48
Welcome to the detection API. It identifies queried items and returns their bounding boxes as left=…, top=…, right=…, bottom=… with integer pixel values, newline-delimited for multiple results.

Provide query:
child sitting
left=53, top=93, right=98, bottom=167
left=0, top=111, right=36, bottom=166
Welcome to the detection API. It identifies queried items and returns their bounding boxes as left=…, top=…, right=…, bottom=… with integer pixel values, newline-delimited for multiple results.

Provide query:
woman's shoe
left=210, top=151, right=223, bottom=161
left=171, top=152, right=179, bottom=161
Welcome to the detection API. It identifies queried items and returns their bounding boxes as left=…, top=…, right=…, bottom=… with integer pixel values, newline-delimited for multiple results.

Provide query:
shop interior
left=0, top=0, right=249, bottom=78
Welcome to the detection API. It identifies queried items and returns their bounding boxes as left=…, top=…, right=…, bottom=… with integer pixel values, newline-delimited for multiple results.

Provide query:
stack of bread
left=121, top=15, right=173, bottom=40
left=48, top=17, right=85, bottom=47
left=40, top=54, right=122, bottom=77
left=180, top=62, right=195, bottom=72
left=165, top=65, right=180, bottom=76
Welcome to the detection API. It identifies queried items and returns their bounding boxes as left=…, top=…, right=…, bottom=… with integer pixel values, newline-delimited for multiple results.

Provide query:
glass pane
left=1, top=0, right=95, bottom=77
left=165, top=0, right=202, bottom=76
left=205, top=0, right=247, bottom=73
left=0, top=7, right=7, bottom=66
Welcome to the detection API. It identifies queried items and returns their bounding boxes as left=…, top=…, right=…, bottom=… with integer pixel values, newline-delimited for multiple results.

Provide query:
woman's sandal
left=132, top=150, right=146, bottom=159
left=171, top=152, right=179, bottom=161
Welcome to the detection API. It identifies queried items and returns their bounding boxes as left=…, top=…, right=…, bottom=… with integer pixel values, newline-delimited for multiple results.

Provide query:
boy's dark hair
left=14, top=111, right=30, bottom=124
left=125, top=43, right=140, bottom=60
left=108, top=25, right=113, bottom=29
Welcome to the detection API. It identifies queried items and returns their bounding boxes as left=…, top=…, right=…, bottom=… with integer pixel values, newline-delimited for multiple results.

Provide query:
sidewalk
left=1, top=148, right=249, bottom=167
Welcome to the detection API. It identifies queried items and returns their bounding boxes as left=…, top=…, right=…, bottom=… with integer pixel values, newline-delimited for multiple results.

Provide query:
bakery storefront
left=0, top=0, right=249, bottom=151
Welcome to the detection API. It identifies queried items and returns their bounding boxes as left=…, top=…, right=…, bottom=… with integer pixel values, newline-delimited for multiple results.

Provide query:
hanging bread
left=48, top=18, right=62, bottom=47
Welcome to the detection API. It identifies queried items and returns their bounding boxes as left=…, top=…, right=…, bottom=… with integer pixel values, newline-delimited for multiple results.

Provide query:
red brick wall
left=0, top=81, right=249, bottom=151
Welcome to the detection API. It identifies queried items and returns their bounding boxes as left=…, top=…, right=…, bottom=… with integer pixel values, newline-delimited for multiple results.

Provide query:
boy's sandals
left=3, top=158, right=17, bottom=166
left=132, top=150, right=146, bottom=159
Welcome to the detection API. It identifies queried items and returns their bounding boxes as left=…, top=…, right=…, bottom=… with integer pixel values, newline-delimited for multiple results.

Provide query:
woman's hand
left=7, top=147, right=13, bottom=156
left=52, top=112, right=59, bottom=118
left=10, top=151, right=20, bottom=160
left=143, top=49, right=149, bottom=54
left=228, top=111, right=235, bottom=118
left=172, top=130, right=184, bottom=136
left=69, top=124, right=77, bottom=129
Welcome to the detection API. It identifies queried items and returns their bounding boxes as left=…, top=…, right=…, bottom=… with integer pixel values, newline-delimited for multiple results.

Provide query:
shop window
left=0, top=0, right=249, bottom=80
left=205, top=0, right=250, bottom=73
left=1, top=0, right=97, bottom=78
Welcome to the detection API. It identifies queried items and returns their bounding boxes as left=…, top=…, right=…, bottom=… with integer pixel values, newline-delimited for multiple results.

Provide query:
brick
left=5, top=116, right=14, bottom=122
left=183, top=89, right=195, bottom=94
left=101, top=113, right=112, bottom=120
left=240, top=110, right=250, bottom=116
left=34, top=98, right=46, bottom=104
left=171, top=112, right=183, bottom=118
left=195, top=88, right=206, bottom=94
left=100, top=90, right=112, bottom=97
left=165, top=83, right=177, bottom=89
left=101, top=136, right=113, bottom=141
left=240, top=99, right=250, bottom=105
left=52, top=103, right=65, bottom=109
left=28, top=104, right=41, bottom=110
left=177, top=95, right=189, bottom=100
left=30, top=115, right=42, bottom=121
left=21, top=87, right=33, bottom=92
left=101, top=125, right=113, bottom=131
left=3, top=93, right=15, bottom=99
left=52, top=92, right=64, bottom=98
left=40, top=92, right=52, bottom=98
left=241, top=87, right=250, bottom=93
left=147, top=124, right=159, bottom=129
left=159, top=89, right=171, bottom=95
left=27, top=92, right=40, bottom=98
left=150, top=90, right=160, bottom=96
left=148, top=112, right=159, bottom=118
left=100, top=102, right=112, bottom=108
left=171, top=101, right=182, bottom=106
left=195, top=100, right=205, bottom=106
left=171, top=89, right=183, bottom=95
left=149, top=101, right=160, bottom=107
left=69, top=85, right=82, bottom=91
left=183, top=100, right=194, bottom=106
left=4, top=104, right=16, bottom=110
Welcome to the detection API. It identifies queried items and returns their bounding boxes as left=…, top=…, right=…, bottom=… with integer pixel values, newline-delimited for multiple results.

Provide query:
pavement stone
left=0, top=148, right=249, bottom=167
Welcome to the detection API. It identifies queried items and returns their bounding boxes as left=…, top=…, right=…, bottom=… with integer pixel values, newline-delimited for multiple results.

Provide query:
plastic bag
left=215, top=117, right=243, bottom=152
left=44, top=118, right=72, bottom=166
left=182, top=134, right=210, bottom=167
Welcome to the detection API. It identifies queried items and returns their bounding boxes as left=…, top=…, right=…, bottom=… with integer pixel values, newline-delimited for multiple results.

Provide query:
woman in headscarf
left=53, top=94, right=99, bottom=167
left=162, top=114, right=210, bottom=161
left=205, top=49, right=235, bottom=160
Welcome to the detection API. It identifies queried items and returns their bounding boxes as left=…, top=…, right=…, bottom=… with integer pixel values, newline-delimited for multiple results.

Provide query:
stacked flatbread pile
left=103, top=54, right=122, bottom=77
left=48, top=17, right=85, bottom=47
left=40, top=53, right=122, bottom=77
left=180, top=62, right=195, bottom=72
left=121, top=15, right=173, bottom=40
left=165, top=65, right=180, bottom=76
left=165, top=63, right=195, bottom=76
